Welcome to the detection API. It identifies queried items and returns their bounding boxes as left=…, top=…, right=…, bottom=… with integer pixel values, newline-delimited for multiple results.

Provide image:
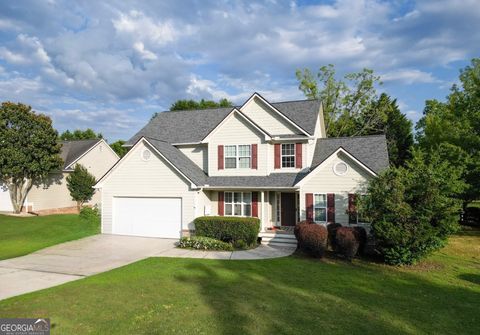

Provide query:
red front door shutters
left=295, top=143, right=302, bottom=169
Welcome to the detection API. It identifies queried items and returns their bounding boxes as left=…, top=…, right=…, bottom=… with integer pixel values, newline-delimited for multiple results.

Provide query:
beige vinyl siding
left=299, top=152, right=371, bottom=225
left=100, top=141, right=196, bottom=233
left=208, top=113, right=267, bottom=176
left=178, top=144, right=208, bottom=172
left=241, top=97, right=299, bottom=135
left=28, top=141, right=119, bottom=211
left=28, top=173, right=76, bottom=210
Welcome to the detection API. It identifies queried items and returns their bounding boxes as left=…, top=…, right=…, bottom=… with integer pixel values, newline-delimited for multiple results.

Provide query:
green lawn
left=0, top=230, right=478, bottom=334
left=0, top=214, right=99, bottom=260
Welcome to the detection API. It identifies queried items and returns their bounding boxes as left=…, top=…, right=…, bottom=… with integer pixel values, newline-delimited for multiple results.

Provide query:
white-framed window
left=225, top=192, right=252, bottom=216
left=224, top=145, right=251, bottom=169
left=314, top=193, right=327, bottom=223
left=281, top=143, right=295, bottom=168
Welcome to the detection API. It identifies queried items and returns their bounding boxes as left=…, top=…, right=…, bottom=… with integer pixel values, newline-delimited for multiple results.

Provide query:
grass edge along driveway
left=0, top=229, right=478, bottom=334
left=0, top=214, right=99, bottom=260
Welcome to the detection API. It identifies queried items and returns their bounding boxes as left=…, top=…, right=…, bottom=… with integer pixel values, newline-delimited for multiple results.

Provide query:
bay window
left=225, top=192, right=252, bottom=216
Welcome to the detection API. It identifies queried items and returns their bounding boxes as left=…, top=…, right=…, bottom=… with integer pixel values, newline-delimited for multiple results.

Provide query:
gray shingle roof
left=61, top=139, right=101, bottom=170
left=207, top=173, right=307, bottom=188
left=127, top=98, right=321, bottom=145
left=311, top=135, right=389, bottom=174
left=145, top=137, right=208, bottom=186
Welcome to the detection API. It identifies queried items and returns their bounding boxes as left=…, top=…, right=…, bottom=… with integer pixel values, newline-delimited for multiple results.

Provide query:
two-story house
left=94, top=93, right=389, bottom=240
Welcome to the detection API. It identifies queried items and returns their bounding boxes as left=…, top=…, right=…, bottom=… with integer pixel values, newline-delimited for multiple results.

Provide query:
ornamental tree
left=0, top=102, right=62, bottom=213
left=66, top=164, right=96, bottom=211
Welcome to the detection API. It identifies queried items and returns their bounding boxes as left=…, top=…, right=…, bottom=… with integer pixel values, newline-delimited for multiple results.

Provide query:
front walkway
left=0, top=235, right=295, bottom=301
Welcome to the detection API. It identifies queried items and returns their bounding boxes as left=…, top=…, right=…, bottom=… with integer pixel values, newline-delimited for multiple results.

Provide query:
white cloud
left=381, top=69, right=442, bottom=84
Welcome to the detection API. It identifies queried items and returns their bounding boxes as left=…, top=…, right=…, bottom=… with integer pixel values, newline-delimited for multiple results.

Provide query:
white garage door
left=113, top=197, right=181, bottom=238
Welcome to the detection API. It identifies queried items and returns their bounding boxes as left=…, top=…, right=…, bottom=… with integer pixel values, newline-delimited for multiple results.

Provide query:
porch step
left=259, top=232, right=297, bottom=247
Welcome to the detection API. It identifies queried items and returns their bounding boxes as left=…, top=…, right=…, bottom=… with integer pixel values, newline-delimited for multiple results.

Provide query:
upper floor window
left=281, top=143, right=295, bottom=168
left=225, top=145, right=251, bottom=169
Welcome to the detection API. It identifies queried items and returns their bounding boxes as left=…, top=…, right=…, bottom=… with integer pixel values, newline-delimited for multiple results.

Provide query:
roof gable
left=61, top=139, right=102, bottom=170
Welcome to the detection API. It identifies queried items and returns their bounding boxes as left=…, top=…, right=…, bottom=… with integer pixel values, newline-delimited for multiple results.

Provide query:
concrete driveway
left=0, top=234, right=295, bottom=301
left=0, top=234, right=177, bottom=301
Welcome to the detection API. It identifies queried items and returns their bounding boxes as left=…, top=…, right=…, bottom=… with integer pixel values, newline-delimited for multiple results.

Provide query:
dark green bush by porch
left=194, top=216, right=260, bottom=246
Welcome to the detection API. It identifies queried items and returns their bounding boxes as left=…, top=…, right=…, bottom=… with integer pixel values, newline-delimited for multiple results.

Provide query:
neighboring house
left=95, top=93, right=389, bottom=239
left=0, top=139, right=119, bottom=214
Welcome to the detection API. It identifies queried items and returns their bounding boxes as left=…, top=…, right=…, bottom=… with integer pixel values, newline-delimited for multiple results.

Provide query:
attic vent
left=141, top=149, right=152, bottom=161
left=333, top=161, right=348, bottom=176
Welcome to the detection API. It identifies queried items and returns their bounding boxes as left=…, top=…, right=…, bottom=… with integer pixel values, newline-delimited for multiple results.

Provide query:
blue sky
left=0, top=0, right=478, bottom=141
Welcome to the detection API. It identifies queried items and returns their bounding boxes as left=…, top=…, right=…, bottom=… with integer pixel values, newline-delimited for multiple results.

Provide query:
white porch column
left=261, top=190, right=266, bottom=231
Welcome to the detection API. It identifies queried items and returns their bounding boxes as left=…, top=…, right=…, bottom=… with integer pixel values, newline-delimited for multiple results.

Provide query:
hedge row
left=178, top=236, right=233, bottom=251
left=194, top=216, right=260, bottom=246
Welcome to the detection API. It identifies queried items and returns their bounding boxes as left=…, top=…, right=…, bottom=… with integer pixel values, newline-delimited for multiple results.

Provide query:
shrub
left=66, top=164, right=96, bottom=211
left=296, top=223, right=328, bottom=258
left=178, top=236, right=233, bottom=251
left=336, top=227, right=360, bottom=261
left=194, top=216, right=260, bottom=246
left=327, top=222, right=342, bottom=250
left=294, top=220, right=312, bottom=247
left=353, top=226, right=367, bottom=255
left=358, top=149, right=464, bottom=265
left=79, top=206, right=100, bottom=225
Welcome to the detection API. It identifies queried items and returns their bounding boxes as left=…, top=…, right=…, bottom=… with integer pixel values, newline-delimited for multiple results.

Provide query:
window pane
left=239, top=145, right=251, bottom=156
left=243, top=193, right=252, bottom=204
left=282, top=143, right=294, bottom=155
left=224, top=145, right=236, bottom=157
left=315, top=208, right=326, bottom=222
left=244, top=204, right=251, bottom=217
left=225, top=157, right=236, bottom=169
left=234, top=192, right=242, bottom=203
left=234, top=204, right=242, bottom=216
left=225, top=192, right=232, bottom=203
left=282, top=156, right=295, bottom=168
left=239, top=157, right=250, bottom=168
left=315, top=194, right=326, bottom=207
left=225, top=204, right=232, bottom=215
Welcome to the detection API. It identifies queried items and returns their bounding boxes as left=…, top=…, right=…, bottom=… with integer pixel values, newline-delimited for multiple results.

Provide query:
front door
left=281, top=193, right=296, bottom=226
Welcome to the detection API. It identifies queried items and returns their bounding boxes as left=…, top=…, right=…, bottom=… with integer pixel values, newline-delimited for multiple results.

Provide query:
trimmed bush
left=327, top=222, right=342, bottom=251
left=336, top=227, right=360, bottom=261
left=194, top=216, right=260, bottom=246
left=79, top=206, right=100, bottom=225
left=353, top=226, right=367, bottom=255
left=294, top=220, right=312, bottom=247
left=178, top=236, right=233, bottom=251
left=296, top=223, right=328, bottom=258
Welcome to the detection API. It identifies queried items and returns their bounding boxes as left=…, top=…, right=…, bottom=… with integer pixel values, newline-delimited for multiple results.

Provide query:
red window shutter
left=295, top=143, right=302, bottom=169
left=274, top=143, right=281, bottom=169
left=252, top=144, right=258, bottom=169
left=327, top=193, right=335, bottom=223
left=218, top=191, right=224, bottom=216
left=348, top=193, right=356, bottom=224
left=306, top=193, right=313, bottom=221
left=218, top=145, right=224, bottom=170
left=252, top=192, right=258, bottom=217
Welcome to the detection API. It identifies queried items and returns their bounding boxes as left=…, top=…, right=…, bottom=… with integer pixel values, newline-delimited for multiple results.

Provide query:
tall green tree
left=416, top=58, right=480, bottom=206
left=0, top=102, right=63, bottom=213
left=66, top=164, right=96, bottom=211
left=60, top=128, right=103, bottom=141
left=170, top=98, right=232, bottom=111
left=296, top=65, right=384, bottom=136
left=110, top=140, right=128, bottom=158
left=373, top=93, right=414, bottom=166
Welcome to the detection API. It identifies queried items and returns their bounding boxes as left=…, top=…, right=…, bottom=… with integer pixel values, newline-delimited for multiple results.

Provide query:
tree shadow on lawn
left=175, top=257, right=480, bottom=335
